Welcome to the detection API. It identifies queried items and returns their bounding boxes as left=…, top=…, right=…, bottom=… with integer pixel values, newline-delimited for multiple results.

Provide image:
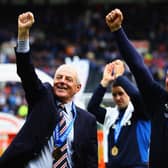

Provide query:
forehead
left=55, top=65, right=77, bottom=78
left=112, top=86, right=126, bottom=93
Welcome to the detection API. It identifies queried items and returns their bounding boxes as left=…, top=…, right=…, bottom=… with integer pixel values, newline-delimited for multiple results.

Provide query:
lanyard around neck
left=114, top=111, right=125, bottom=143
left=54, top=102, right=76, bottom=147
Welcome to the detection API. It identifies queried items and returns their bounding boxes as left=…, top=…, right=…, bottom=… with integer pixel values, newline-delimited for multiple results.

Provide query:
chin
left=58, top=94, right=67, bottom=98
left=118, top=105, right=126, bottom=109
left=56, top=92, right=66, bottom=97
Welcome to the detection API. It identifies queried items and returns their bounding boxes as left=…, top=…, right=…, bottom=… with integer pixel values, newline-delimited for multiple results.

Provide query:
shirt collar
left=64, top=101, right=73, bottom=114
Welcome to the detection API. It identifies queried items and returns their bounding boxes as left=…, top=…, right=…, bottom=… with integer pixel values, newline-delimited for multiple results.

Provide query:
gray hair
left=55, top=64, right=81, bottom=84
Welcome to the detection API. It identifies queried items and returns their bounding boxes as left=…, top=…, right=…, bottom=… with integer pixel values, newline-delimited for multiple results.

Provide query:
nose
left=54, top=76, right=66, bottom=85
left=115, top=94, right=121, bottom=100
left=60, top=77, right=66, bottom=82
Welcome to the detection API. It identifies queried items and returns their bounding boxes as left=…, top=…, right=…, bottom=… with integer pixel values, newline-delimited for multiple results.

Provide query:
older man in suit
left=0, top=11, right=98, bottom=168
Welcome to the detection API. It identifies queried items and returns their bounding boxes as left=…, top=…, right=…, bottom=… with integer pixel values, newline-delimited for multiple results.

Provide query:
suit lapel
left=73, top=106, right=80, bottom=144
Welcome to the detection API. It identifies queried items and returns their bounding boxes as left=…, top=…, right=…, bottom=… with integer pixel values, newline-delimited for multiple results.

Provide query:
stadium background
left=0, top=0, right=168, bottom=167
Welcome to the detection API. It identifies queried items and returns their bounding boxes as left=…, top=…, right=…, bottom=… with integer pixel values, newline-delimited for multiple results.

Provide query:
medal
left=52, top=146, right=62, bottom=160
left=111, top=145, right=119, bottom=156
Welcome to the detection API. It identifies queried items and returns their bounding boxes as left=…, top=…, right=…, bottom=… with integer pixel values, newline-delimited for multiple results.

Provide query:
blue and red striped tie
left=53, top=104, right=68, bottom=168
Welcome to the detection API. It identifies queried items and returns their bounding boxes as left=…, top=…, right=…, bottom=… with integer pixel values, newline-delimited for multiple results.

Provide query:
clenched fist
left=105, top=8, right=123, bottom=32
left=18, top=11, right=35, bottom=40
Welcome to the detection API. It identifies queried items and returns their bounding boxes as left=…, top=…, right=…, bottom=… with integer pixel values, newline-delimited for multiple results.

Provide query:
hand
left=105, top=8, right=123, bottom=32
left=101, top=63, right=115, bottom=87
left=18, top=11, right=35, bottom=40
left=112, top=59, right=125, bottom=78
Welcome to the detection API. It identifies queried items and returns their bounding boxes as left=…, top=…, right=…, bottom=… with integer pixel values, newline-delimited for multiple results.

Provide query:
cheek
left=124, top=98, right=130, bottom=105
left=71, top=87, right=79, bottom=95
left=113, top=99, right=118, bottom=105
left=119, top=97, right=128, bottom=103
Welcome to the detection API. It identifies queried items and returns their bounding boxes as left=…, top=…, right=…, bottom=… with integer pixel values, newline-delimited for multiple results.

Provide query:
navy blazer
left=0, top=50, right=98, bottom=168
left=113, top=28, right=168, bottom=168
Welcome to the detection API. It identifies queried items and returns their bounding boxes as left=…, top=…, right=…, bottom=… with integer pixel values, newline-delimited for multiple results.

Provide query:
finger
left=106, top=12, right=116, bottom=22
left=27, top=12, right=35, bottom=23
left=19, top=12, right=34, bottom=23
left=115, top=8, right=123, bottom=22
left=109, top=16, right=122, bottom=29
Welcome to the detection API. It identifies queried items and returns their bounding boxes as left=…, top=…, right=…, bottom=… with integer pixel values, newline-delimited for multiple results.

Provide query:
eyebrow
left=112, top=92, right=124, bottom=96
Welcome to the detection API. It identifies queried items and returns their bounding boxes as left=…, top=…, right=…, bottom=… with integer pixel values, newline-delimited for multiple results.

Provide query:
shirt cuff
left=16, top=39, right=30, bottom=53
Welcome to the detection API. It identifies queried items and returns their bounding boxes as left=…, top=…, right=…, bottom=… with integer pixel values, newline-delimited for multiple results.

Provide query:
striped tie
left=53, top=104, right=68, bottom=168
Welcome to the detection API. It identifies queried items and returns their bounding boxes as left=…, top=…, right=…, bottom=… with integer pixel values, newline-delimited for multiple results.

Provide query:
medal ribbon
left=54, top=102, right=76, bottom=147
left=114, top=116, right=123, bottom=143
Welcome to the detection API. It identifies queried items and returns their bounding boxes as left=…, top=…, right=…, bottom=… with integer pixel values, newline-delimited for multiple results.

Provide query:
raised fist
left=105, top=8, right=123, bottom=32
left=17, top=11, right=35, bottom=39
left=18, top=11, right=34, bottom=30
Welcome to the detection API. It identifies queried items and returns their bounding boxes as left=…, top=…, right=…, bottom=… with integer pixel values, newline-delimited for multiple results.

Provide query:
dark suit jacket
left=0, top=50, right=98, bottom=168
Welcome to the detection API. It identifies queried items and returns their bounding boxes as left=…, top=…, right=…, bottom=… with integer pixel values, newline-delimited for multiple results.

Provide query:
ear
left=76, top=84, right=81, bottom=91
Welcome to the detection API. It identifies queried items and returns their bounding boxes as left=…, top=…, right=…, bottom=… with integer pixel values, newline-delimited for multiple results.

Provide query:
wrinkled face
left=53, top=65, right=81, bottom=103
left=112, top=86, right=130, bottom=109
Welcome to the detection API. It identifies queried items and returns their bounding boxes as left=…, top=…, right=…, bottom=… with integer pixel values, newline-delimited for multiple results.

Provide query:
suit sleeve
left=87, top=84, right=107, bottom=124
left=114, top=28, right=167, bottom=116
left=116, top=76, right=149, bottom=120
left=15, top=49, right=46, bottom=107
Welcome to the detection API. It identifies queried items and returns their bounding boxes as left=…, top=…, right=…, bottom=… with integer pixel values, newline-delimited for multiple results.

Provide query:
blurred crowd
left=0, top=4, right=168, bottom=116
